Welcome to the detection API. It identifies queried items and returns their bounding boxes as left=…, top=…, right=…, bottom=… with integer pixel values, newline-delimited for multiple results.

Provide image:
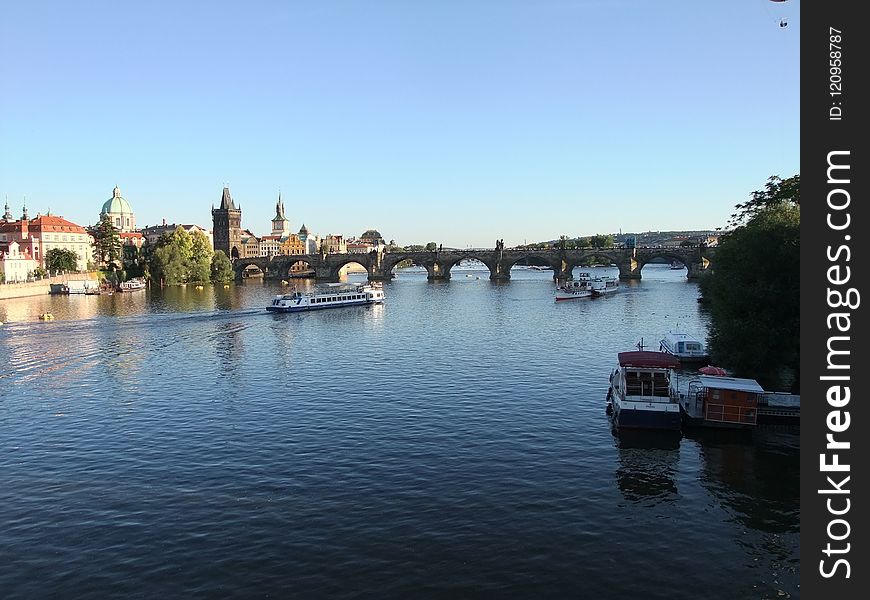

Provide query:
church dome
left=360, top=229, right=382, bottom=241
left=101, top=186, right=133, bottom=215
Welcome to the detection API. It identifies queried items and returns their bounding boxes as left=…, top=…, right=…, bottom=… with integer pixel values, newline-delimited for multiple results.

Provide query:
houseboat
left=266, top=282, right=385, bottom=313
left=659, top=330, right=709, bottom=363
left=555, top=273, right=593, bottom=301
left=675, top=374, right=764, bottom=429
left=607, top=351, right=682, bottom=431
left=591, top=277, right=619, bottom=297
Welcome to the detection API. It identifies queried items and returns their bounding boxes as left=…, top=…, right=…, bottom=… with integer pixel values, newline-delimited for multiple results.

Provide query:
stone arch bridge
left=233, top=246, right=716, bottom=282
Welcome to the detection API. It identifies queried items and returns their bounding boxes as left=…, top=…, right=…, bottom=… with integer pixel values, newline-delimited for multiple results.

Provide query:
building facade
left=0, top=241, right=37, bottom=282
left=1, top=205, right=91, bottom=271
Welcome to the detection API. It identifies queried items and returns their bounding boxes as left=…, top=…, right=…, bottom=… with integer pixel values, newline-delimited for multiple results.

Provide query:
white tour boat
left=659, top=330, right=709, bottom=363
left=118, top=277, right=146, bottom=292
left=607, top=351, right=682, bottom=431
left=591, top=277, right=619, bottom=297
left=267, top=282, right=385, bottom=312
left=555, top=272, right=593, bottom=301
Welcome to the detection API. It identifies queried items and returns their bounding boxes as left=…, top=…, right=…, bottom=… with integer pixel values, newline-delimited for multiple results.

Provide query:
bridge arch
left=439, top=254, right=498, bottom=280
left=325, top=253, right=374, bottom=280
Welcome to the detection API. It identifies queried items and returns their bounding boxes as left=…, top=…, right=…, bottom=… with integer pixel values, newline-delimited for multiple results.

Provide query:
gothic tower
left=271, top=192, right=290, bottom=237
left=212, top=187, right=242, bottom=259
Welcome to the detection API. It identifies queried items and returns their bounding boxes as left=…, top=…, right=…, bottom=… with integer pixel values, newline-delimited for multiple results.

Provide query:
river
left=0, top=264, right=799, bottom=599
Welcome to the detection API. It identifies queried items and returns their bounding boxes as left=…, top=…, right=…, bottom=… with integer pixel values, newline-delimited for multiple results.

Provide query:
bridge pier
left=617, top=256, right=641, bottom=280
left=686, top=258, right=711, bottom=280
left=426, top=261, right=450, bottom=281
left=315, top=265, right=339, bottom=282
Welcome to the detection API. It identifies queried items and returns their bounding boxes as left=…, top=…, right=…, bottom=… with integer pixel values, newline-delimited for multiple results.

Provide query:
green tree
left=45, top=248, right=79, bottom=273
left=189, top=230, right=214, bottom=283
left=590, top=234, right=614, bottom=248
left=92, top=214, right=122, bottom=270
left=728, top=174, right=799, bottom=228
left=425, top=242, right=437, bottom=251
left=211, top=250, right=234, bottom=283
left=575, top=237, right=591, bottom=249
left=149, top=227, right=195, bottom=285
left=700, top=187, right=800, bottom=391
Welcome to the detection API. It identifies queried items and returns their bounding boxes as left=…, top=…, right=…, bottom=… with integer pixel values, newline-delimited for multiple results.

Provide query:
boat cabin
left=685, top=375, right=764, bottom=426
left=613, top=351, right=680, bottom=400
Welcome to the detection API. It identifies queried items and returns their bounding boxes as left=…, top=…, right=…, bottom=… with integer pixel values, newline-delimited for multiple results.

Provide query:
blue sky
left=1, top=0, right=799, bottom=247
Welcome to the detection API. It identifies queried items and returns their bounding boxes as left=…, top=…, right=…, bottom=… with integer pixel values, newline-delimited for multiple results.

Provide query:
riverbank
left=0, top=272, right=100, bottom=300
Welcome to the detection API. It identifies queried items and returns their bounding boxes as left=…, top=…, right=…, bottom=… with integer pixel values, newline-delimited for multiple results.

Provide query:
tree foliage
left=149, top=226, right=215, bottom=285
left=590, top=234, right=614, bottom=248
left=701, top=188, right=800, bottom=391
left=45, top=248, right=79, bottom=272
left=728, top=174, right=799, bottom=228
left=211, top=249, right=234, bottom=283
left=92, top=214, right=122, bottom=270
left=425, top=242, right=437, bottom=251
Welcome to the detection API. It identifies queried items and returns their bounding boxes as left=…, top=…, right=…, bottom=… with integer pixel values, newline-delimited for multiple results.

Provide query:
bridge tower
left=212, top=187, right=243, bottom=260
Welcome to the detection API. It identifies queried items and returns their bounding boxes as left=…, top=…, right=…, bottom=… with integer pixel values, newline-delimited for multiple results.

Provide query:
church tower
left=212, top=187, right=243, bottom=259
left=270, top=192, right=290, bottom=238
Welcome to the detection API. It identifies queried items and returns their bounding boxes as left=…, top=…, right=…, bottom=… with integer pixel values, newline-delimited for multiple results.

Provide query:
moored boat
left=675, top=374, right=764, bottom=429
left=607, top=351, right=682, bottom=431
left=669, top=261, right=683, bottom=270
left=118, top=277, right=146, bottom=292
left=659, top=330, right=709, bottom=363
left=266, top=282, right=385, bottom=312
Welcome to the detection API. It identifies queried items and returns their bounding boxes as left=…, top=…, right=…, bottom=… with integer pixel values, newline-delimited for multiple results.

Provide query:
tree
left=590, top=234, right=614, bottom=248
left=211, top=250, right=234, bottom=283
left=701, top=184, right=800, bottom=391
left=149, top=227, right=195, bottom=285
left=728, top=174, right=799, bottom=228
left=189, top=230, right=214, bottom=283
left=45, top=248, right=79, bottom=272
left=92, top=214, right=122, bottom=270
left=425, top=242, right=437, bottom=251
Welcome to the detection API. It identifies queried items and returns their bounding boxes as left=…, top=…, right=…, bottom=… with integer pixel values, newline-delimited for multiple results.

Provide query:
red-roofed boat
left=607, top=351, right=681, bottom=431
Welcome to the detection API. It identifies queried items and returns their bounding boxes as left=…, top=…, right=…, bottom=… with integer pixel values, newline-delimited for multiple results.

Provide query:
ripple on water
left=0, top=268, right=798, bottom=599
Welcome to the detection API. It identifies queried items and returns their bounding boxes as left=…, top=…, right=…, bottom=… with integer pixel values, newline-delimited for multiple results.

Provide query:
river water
left=0, top=265, right=799, bottom=599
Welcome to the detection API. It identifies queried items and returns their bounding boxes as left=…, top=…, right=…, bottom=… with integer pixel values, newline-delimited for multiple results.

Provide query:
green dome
left=101, top=186, right=133, bottom=215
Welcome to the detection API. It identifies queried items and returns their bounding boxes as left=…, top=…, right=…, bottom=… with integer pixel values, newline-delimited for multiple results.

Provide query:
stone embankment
left=0, top=272, right=100, bottom=300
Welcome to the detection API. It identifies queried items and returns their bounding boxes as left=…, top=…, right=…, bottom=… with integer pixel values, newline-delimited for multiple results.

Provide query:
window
left=116, top=218, right=121, bottom=226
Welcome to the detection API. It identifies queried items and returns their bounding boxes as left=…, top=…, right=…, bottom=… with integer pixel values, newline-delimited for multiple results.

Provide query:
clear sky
left=1, top=0, right=799, bottom=247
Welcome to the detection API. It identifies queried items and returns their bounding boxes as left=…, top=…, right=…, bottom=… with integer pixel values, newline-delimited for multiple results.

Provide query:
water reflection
left=687, top=429, right=799, bottom=534
left=613, top=430, right=681, bottom=504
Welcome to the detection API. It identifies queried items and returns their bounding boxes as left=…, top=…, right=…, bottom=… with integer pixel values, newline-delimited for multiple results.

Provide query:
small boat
left=267, top=282, right=385, bottom=312
left=659, top=330, right=709, bottom=363
left=39, top=313, right=55, bottom=321
left=529, top=265, right=550, bottom=271
left=607, top=351, right=681, bottom=431
left=118, top=278, right=146, bottom=292
left=555, top=272, right=593, bottom=301
left=669, top=261, right=683, bottom=270
left=591, top=277, right=619, bottom=297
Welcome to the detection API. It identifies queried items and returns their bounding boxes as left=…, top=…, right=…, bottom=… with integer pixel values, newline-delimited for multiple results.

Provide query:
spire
left=21, top=196, right=28, bottom=221
left=3, top=195, right=11, bottom=221
left=113, top=185, right=121, bottom=198
left=220, top=187, right=235, bottom=210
